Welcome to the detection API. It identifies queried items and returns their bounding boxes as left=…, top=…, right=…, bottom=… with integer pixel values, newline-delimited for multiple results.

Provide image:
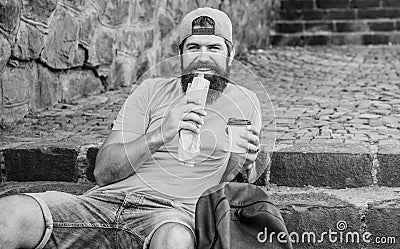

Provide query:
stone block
left=368, top=21, right=396, bottom=32
left=21, top=0, right=57, bottom=25
left=1, top=62, right=37, bottom=121
left=11, top=20, right=45, bottom=60
left=61, top=0, right=86, bottom=12
left=316, top=0, right=350, bottom=9
left=4, top=145, right=79, bottom=182
left=98, top=0, right=131, bottom=26
left=35, top=63, right=62, bottom=109
left=158, top=11, right=175, bottom=38
left=0, top=0, right=20, bottom=32
left=222, top=0, right=274, bottom=50
left=305, top=21, right=335, bottom=32
left=40, top=7, right=84, bottom=69
left=271, top=190, right=361, bottom=248
left=358, top=9, right=399, bottom=19
left=280, top=10, right=325, bottom=21
left=130, top=0, right=156, bottom=23
left=365, top=199, right=400, bottom=248
left=281, top=0, right=315, bottom=10
left=0, top=33, right=11, bottom=71
left=109, top=54, right=137, bottom=89
left=327, top=9, right=357, bottom=20
left=377, top=144, right=400, bottom=187
left=275, top=22, right=304, bottom=33
left=60, top=69, right=104, bottom=102
left=78, top=7, right=98, bottom=46
left=383, top=0, right=400, bottom=7
left=350, top=0, right=381, bottom=8
left=362, top=34, right=390, bottom=45
left=116, top=28, right=154, bottom=56
left=336, top=21, right=369, bottom=32
left=86, top=147, right=99, bottom=182
left=270, top=144, right=373, bottom=188
left=270, top=34, right=300, bottom=46
left=87, top=27, right=114, bottom=67
left=302, top=34, right=331, bottom=45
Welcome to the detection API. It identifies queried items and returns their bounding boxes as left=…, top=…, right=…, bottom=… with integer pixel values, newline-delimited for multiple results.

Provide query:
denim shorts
left=24, top=189, right=195, bottom=249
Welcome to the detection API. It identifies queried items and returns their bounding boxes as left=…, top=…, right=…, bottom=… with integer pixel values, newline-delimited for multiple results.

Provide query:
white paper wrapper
left=178, top=74, right=210, bottom=166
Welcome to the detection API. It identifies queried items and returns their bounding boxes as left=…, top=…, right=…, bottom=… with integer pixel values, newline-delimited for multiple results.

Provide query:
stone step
left=279, top=7, right=400, bottom=21
left=0, top=181, right=95, bottom=197
left=270, top=31, right=400, bottom=46
left=280, top=0, right=400, bottom=12
left=274, top=19, right=400, bottom=34
left=267, top=185, right=400, bottom=248
left=1, top=182, right=400, bottom=248
left=1, top=141, right=399, bottom=188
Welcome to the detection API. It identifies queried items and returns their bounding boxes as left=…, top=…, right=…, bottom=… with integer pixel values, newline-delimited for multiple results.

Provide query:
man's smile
left=193, top=68, right=214, bottom=74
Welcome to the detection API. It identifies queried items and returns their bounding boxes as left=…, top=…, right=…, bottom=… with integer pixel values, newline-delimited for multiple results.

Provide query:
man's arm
left=94, top=95, right=207, bottom=187
left=94, top=127, right=164, bottom=187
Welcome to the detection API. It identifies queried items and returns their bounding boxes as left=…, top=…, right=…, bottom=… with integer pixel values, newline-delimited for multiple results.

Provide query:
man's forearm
left=94, top=127, right=164, bottom=186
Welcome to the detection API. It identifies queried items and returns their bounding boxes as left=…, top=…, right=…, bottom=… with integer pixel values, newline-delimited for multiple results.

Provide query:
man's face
left=181, top=34, right=231, bottom=75
left=180, top=35, right=234, bottom=103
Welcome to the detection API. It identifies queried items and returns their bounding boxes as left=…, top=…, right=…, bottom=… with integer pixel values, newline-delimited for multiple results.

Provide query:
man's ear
left=228, top=47, right=235, bottom=66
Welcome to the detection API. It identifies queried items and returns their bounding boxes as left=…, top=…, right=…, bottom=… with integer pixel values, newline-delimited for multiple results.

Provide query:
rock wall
left=0, top=0, right=279, bottom=125
left=273, top=0, right=400, bottom=46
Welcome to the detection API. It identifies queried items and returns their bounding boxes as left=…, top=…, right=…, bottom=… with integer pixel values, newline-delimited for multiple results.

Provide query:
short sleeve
left=248, top=92, right=262, bottom=136
left=112, top=80, right=152, bottom=135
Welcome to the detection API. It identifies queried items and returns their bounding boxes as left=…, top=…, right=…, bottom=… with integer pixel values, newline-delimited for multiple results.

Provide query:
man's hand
left=235, top=125, right=260, bottom=170
left=161, top=95, right=208, bottom=143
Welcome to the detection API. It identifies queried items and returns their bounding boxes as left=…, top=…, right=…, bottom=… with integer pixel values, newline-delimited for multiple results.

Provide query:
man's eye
left=209, top=46, right=221, bottom=51
left=187, top=46, right=199, bottom=50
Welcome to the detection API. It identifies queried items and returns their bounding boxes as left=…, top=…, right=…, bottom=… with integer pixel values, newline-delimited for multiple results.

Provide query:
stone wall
left=272, top=0, right=400, bottom=45
left=0, top=0, right=279, bottom=125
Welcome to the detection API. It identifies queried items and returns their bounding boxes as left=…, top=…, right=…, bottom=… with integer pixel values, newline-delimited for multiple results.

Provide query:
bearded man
left=0, top=7, right=261, bottom=249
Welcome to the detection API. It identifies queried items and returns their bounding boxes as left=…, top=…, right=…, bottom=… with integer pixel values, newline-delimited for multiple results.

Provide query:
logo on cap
left=191, top=16, right=215, bottom=35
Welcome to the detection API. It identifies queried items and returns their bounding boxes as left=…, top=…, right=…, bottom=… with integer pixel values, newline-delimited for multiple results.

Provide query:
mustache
left=183, top=62, right=224, bottom=74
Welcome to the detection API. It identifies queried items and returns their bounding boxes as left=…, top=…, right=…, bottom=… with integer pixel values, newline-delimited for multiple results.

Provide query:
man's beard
left=181, top=61, right=230, bottom=104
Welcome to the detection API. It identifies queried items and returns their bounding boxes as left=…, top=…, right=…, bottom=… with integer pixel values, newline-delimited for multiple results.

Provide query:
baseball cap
left=179, top=7, right=233, bottom=46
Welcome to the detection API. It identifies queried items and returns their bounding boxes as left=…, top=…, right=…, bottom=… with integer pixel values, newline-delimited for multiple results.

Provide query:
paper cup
left=226, top=118, right=251, bottom=153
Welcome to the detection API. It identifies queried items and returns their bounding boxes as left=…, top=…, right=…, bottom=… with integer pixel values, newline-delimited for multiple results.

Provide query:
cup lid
left=227, top=118, right=251, bottom=126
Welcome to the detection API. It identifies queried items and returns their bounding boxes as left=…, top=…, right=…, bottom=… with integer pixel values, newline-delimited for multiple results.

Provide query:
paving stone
left=369, top=119, right=384, bottom=127
left=270, top=144, right=373, bottom=188
left=359, top=114, right=381, bottom=119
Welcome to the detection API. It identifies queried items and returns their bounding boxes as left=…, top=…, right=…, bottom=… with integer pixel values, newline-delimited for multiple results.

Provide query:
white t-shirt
left=98, top=78, right=262, bottom=214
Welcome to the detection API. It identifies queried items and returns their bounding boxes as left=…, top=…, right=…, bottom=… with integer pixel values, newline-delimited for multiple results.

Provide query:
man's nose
left=197, top=48, right=210, bottom=62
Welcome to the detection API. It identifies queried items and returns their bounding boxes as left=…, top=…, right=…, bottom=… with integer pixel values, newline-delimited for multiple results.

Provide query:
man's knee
left=149, top=223, right=194, bottom=249
left=0, top=195, right=45, bottom=248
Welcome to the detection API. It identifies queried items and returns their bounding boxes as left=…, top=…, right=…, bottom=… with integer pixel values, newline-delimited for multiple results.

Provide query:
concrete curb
left=0, top=141, right=397, bottom=188
left=1, top=182, right=400, bottom=248
left=267, top=186, right=400, bottom=249
left=0, top=181, right=95, bottom=197
left=270, top=143, right=373, bottom=188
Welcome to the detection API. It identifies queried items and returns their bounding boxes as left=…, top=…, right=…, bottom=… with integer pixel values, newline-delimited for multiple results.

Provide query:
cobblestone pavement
left=1, top=45, right=400, bottom=151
